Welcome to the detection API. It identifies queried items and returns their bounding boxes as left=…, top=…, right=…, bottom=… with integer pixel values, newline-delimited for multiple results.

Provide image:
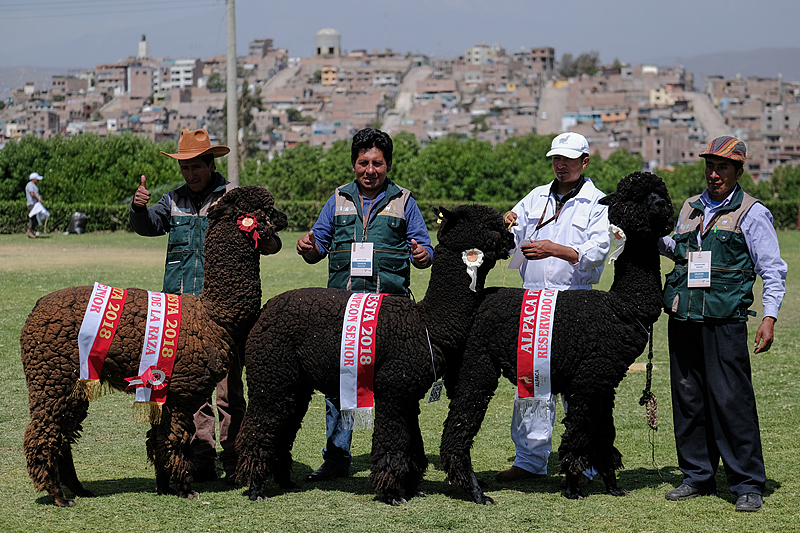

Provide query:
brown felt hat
left=161, top=129, right=230, bottom=160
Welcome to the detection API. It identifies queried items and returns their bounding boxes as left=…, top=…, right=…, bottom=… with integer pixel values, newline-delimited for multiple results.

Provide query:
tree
left=558, top=51, right=600, bottom=78
left=221, top=82, right=264, bottom=165
left=286, top=108, right=304, bottom=122
left=206, top=72, right=225, bottom=93
left=389, top=131, right=421, bottom=190
left=558, top=53, right=576, bottom=78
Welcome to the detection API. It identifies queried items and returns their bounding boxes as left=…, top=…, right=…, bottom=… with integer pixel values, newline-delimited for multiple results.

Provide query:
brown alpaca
left=20, top=186, right=286, bottom=507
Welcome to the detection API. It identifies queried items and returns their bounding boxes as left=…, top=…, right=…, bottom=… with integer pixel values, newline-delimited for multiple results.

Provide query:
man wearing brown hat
left=659, top=136, right=787, bottom=512
left=129, top=128, right=280, bottom=483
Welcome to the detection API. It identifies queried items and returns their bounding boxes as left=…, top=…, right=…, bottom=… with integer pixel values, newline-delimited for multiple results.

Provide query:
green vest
left=163, top=175, right=235, bottom=296
left=328, top=179, right=412, bottom=296
left=662, top=187, right=759, bottom=322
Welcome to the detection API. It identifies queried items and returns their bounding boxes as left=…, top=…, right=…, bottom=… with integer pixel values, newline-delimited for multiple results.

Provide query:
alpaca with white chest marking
left=20, top=186, right=286, bottom=507
left=236, top=204, right=515, bottom=505
left=440, top=172, right=674, bottom=503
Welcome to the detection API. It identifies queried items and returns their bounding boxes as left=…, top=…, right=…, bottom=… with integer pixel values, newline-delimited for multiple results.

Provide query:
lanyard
left=534, top=196, right=564, bottom=232
left=359, top=195, right=377, bottom=242
left=535, top=178, right=585, bottom=233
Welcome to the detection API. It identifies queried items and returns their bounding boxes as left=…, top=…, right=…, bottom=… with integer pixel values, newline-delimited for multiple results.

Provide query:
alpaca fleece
left=440, top=172, right=674, bottom=504
left=20, top=186, right=287, bottom=507
left=236, top=204, right=516, bottom=505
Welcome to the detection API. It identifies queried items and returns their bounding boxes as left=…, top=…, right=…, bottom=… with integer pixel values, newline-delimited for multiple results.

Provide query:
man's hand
left=520, top=239, right=579, bottom=264
left=410, top=239, right=430, bottom=267
left=133, top=175, right=151, bottom=208
left=503, top=211, right=518, bottom=227
left=754, top=317, right=776, bottom=354
left=296, top=230, right=320, bottom=261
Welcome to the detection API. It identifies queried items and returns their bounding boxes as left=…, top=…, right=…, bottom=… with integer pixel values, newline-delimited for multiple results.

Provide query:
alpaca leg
left=23, top=393, right=89, bottom=507
left=440, top=355, right=498, bottom=505
left=168, top=409, right=200, bottom=499
left=271, top=386, right=313, bottom=491
left=147, top=424, right=176, bottom=496
left=591, top=398, right=626, bottom=496
left=58, top=443, right=94, bottom=498
left=401, top=401, right=429, bottom=500
left=236, top=387, right=308, bottom=500
left=370, top=397, right=416, bottom=505
left=558, top=397, right=593, bottom=500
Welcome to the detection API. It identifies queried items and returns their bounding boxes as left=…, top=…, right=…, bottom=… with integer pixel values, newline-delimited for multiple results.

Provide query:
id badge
left=351, top=242, right=374, bottom=276
left=687, top=251, right=711, bottom=288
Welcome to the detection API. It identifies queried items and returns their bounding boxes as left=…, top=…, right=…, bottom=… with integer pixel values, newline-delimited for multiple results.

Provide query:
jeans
left=322, top=396, right=352, bottom=472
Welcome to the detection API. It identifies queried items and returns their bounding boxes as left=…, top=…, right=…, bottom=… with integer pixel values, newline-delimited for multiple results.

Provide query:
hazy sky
left=2, top=0, right=799, bottom=69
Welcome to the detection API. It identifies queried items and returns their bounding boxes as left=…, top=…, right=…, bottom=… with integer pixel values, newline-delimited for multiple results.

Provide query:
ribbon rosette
left=607, top=224, right=627, bottom=264
left=237, top=213, right=261, bottom=249
left=125, top=366, right=168, bottom=391
left=461, top=248, right=485, bottom=292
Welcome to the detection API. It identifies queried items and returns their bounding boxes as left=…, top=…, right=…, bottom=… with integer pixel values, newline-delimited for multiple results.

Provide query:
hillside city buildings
left=2, top=30, right=799, bottom=180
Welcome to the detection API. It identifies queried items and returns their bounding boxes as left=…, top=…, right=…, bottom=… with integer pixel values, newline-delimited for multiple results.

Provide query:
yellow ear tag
left=436, top=215, right=443, bottom=224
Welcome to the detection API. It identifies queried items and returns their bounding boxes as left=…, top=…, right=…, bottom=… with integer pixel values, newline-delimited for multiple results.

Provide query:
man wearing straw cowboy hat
left=129, top=128, right=280, bottom=484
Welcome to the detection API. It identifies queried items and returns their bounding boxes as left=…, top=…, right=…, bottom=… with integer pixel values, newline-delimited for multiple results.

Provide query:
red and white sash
left=516, top=289, right=559, bottom=418
left=126, top=291, right=182, bottom=423
left=74, top=283, right=127, bottom=400
left=339, top=293, right=384, bottom=430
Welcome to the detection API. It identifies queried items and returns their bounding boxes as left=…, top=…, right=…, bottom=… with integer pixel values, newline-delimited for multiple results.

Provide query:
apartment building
left=51, top=75, right=88, bottom=97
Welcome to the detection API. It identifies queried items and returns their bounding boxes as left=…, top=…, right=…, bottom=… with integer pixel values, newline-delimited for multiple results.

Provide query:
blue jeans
left=322, top=396, right=352, bottom=472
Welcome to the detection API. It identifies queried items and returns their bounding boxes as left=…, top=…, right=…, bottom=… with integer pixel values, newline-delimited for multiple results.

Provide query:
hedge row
left=3, top=198, right=797, bottom=235
left=0, top=202, right=130, bottom=234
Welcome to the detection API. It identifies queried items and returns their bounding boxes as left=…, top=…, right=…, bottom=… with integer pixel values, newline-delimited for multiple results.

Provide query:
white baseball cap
left=546, top=132, right=590, bottom=158
left=30, top=172, right=43, bottom=180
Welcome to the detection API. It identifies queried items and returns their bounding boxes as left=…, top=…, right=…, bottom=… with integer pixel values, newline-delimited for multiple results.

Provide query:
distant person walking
left=25, top=172, right=44, bottom=238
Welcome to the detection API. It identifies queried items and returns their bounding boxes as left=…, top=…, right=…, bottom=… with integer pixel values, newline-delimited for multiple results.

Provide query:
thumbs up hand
left=133, top=175, right=151, bottom=207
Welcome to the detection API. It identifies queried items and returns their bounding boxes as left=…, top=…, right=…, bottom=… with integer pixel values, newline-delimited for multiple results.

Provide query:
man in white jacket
left=497, top=132, right=610, bottom=481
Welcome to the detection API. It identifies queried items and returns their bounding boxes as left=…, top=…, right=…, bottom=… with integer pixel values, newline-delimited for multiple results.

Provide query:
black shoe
left=665, top=483, right=715, bottom=501
left=495, top=466, right=542, bottom=482
left=306, top=462, right=349, bottom=482
left=735, top=493, right=762, bottom=512
left=221, top=471, right=241, bottom=486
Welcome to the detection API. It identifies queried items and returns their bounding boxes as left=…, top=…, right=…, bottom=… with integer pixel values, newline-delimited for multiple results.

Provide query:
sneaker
left=26, top=230, right=37, bottom=239
left=665, top=483, right=715, bottom=501
left=735, top=493, right=762, bottom=512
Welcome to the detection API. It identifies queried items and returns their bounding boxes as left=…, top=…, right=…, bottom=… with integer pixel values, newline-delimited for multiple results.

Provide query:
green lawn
left=1, top=230, right=798, bottom=533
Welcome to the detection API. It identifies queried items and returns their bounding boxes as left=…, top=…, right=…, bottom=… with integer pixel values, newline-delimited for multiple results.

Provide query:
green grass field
left=1, top=230, right=798, bottom=533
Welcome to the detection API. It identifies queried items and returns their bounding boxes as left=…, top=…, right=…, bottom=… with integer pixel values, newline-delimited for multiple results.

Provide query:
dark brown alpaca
left=20, top=186, right=286, bottom=507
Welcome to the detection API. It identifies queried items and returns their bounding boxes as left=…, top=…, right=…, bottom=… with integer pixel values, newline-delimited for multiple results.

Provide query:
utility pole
left=226, top=0, right=238, bottom=185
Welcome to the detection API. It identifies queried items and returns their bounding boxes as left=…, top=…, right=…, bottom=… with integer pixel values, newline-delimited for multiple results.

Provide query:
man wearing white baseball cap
left=25, top=172, right=44, bottom=238
left=497, top=132, right=610, bottom=483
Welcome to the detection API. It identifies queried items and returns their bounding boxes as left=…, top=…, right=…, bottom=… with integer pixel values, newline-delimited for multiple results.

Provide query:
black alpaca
left=236, top=204, right=515, bottom=505
left=440, top=172, right=674, bottom=503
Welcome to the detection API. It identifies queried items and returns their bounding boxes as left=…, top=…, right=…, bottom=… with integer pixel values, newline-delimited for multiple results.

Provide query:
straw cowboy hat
left=161, top=129, right=230, bottom=160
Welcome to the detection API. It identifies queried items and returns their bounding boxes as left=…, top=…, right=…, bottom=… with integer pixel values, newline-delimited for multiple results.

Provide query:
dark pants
left=27, top=204, right=36, bottom=232
left=668, top=318, right=766, bottom=496
left=191, top=352, right=246, bottom=476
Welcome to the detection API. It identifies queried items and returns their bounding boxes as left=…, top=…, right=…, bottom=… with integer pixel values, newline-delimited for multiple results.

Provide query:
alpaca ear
left=599, top=192, right=616, bottom=206
left=432, top=206, right=458, bottom=223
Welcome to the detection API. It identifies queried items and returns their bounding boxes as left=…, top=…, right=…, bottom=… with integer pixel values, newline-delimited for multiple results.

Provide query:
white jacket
left=510, top=177, right=610, bottom=290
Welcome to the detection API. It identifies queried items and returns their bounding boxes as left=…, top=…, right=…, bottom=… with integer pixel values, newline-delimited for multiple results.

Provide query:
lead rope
left=637, top=323, right=665, bottom=481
